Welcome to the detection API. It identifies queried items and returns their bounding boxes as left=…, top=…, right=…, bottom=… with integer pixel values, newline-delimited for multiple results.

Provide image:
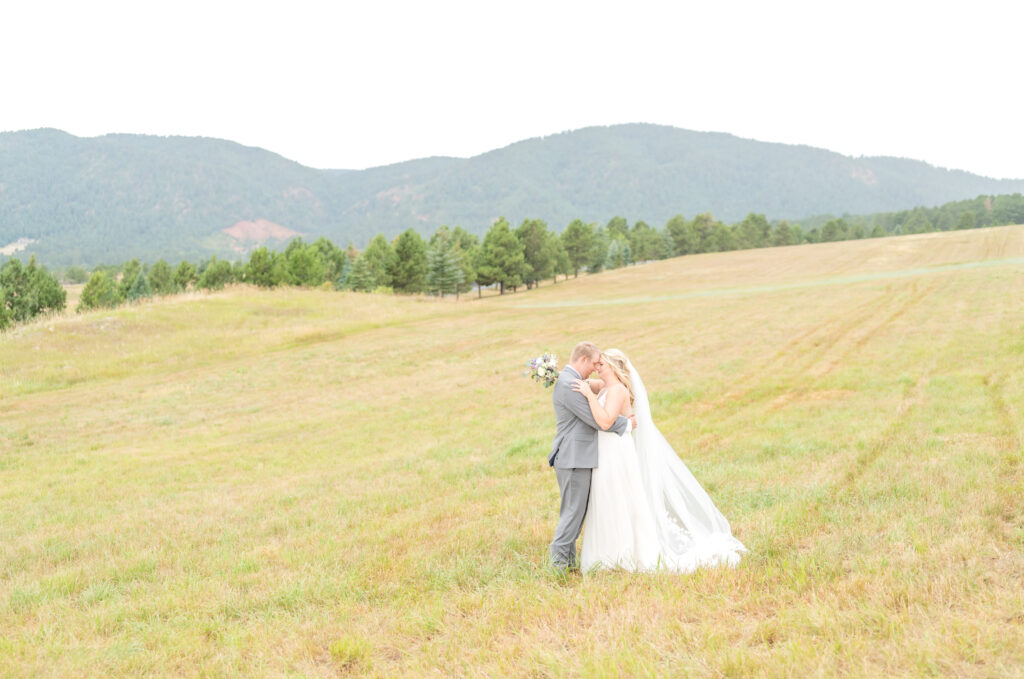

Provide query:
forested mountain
left=3, top=124, right=1023, bottom=267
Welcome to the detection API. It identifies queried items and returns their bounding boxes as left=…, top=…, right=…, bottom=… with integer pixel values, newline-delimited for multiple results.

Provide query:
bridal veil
left=627, top=360, right=747, bottom=572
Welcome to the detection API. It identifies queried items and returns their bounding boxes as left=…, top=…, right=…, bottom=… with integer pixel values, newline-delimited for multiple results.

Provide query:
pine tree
left=311, top=236, right=347, bottom=282
left=664, top=214, right=694, bottom=256
left=246, top=247, right=278, bottom=287
left=736, top=213, right=771, bottom=249
left=27, top=256, right=67, bottom=318
left=77, top=271, right=119, bottom=311
left=148, top=259, right=175, bottom=294
left=771, top=221, right=795, bottom=246
left=335, top=257, right=351, bottom=289
left=515, top=218, right=554, bottom=289
left=821, top=218, right=849, bottom=242
left=0, top=257, right=66, bottom=327
left=285, top=239, right=326, bottom=286
left=691, top=213, right=720, bottom=253
left=344, top=255, right=374, bottom=292
left=361, top=234, right=396, bottom=289
left=587, top=226, right=609, bottom=273
left=127, top=271, right=152, bottom=301
left=118, top=259, right=142, bottom=302
left=450, top=227, right=478, bottom=296
left=196, top=257, right=233, bottom=290
left=427, top=244, right=464, bottom=298
left=391, top=228, right=429, bottom=293
left=475, top=218, right=528, bottom=294
left=560, top=219, right=594, bottom=277
left=629, top=220, right=664, bottom=262
left=606, top=216, right=630, bottom=241
left=606, top=238, right=624, bottom=270
left=173, top=261, right=197, bottom=291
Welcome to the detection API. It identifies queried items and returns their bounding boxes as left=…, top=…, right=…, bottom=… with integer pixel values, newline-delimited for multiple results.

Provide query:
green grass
left=2, top=226, right=1024, bottom=677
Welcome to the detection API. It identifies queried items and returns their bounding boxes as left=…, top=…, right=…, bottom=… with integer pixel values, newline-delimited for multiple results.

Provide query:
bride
left=572, top=349, right=747, bottom=572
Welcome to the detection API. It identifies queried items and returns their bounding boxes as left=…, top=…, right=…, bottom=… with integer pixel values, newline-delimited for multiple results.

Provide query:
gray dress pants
left=549, top=466, right=592, bottom=568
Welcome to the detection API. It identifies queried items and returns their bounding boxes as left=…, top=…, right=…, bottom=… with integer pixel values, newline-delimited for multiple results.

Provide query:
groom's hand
left=629, top=414, right=638, bottom=429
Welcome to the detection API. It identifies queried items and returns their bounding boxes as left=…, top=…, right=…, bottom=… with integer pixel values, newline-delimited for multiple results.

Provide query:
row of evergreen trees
left=75, top=224, right=479, bottom=311
left=7, top=192, right=1021, bottom=326
left=799, top=192, right=1024, bottom=238
left=69, top=191, right=1024, bottom=314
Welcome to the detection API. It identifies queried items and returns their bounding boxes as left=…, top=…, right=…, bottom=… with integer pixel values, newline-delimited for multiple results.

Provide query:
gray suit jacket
left=548, top=366, right=629, bottom=469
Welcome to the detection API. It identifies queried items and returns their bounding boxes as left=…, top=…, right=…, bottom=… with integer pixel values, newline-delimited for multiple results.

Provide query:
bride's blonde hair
left=602, top=348, right=634, bottom=406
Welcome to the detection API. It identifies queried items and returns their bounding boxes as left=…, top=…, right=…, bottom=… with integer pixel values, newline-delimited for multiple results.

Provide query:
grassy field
left=2, top=226, right=1023, bottom=677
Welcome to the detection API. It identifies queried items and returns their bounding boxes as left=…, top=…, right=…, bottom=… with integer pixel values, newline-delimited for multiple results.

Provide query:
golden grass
left=2, top=226, right=1024, bottom=677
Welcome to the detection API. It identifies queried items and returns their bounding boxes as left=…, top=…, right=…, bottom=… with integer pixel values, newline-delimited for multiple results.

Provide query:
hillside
left=2, top=124, right=1024, bottom=267
left=2, top=226, right=1024, bottom=675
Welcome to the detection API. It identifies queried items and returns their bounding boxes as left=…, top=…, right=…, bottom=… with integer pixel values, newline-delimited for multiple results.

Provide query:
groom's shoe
left=549, top=559, right=581, bottom=574
left=549, top=557, right=579, bottom=574
left=549, top=564, right=569, bottom=580
left=548, top=563, right=581, bottom=582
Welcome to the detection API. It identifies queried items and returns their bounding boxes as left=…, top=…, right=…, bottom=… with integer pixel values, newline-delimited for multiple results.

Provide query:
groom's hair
left=570, top=341, right=600, bottom=363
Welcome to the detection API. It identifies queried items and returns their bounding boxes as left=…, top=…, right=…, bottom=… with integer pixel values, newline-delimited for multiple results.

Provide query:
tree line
left=5, top=192, right=1024, bottom=329
left=69, top=190, right=1024, bottom=312
left=798, top=192, right=1024, bottom=239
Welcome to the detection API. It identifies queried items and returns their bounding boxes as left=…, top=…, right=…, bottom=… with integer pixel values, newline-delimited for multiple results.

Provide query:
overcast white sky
left=2, top=0, right=1021, bottom=178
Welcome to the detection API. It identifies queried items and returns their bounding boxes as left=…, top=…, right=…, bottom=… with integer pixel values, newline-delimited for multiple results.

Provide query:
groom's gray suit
left=549, top=365, right=629, bottom=569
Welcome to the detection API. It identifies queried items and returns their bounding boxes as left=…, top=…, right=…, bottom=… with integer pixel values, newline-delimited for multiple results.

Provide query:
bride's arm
left=571, top=380, right=627, bottom=431
left=585, top=378, right=605, bottom=394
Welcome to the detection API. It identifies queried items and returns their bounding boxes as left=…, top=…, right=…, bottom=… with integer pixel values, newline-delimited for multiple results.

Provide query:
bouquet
left=524, top=353, right=560, bottom=388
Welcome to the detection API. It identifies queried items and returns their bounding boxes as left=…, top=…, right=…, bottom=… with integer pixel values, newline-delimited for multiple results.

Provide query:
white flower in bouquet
left=524, top=353, right=559, bottom=388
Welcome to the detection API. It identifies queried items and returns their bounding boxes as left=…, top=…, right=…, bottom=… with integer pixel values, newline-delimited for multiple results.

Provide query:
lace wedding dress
left=582, top=366, right=747, bottom=573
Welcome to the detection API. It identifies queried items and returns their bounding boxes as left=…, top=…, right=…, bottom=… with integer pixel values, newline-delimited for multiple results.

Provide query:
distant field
left=2, top=226, right=1023, bottom=677
left=62, top=283, right=83, bottom=312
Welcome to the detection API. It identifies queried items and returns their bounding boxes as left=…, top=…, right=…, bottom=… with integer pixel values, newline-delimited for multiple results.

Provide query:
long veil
left=627, top=359, right=747, bottom=572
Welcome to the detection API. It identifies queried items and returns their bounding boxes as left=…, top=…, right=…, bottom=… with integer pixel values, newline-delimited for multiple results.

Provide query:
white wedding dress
left=581, top=392, right=661, bottom=571
left=582, top=365, right=747, bottom=573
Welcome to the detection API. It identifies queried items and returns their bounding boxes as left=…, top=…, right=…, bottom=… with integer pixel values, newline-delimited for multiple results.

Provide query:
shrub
left=1, top=257, right=67, bottom=328
left=77, top=271, right=119, bottom=312
left=196, top=257, right=234, bottom=291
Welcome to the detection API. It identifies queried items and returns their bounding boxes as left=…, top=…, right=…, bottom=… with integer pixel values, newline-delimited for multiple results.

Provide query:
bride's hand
left=571, top=379, right=595, bottom=399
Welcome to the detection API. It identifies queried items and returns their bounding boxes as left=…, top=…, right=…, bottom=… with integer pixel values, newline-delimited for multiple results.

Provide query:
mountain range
left=2, top=123, right=1023, bottom=267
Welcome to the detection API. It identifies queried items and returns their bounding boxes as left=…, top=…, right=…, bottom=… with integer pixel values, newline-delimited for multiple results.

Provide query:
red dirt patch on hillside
left=850, top=165, right=878, bottom=186
left=223, top=219, right=302, bottom=243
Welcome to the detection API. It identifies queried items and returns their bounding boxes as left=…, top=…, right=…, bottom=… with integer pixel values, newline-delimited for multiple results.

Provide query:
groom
left=548, top=341, right=633, bottom=570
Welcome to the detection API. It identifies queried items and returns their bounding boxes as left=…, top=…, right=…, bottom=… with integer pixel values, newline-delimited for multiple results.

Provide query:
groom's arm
left=559, top=382, right=629, bottom=435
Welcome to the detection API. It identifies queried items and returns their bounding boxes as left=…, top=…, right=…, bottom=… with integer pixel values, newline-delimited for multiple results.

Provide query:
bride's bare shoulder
left=606, top=382, right=629, bottom=401
left=606, top=383, right=632, bottom=414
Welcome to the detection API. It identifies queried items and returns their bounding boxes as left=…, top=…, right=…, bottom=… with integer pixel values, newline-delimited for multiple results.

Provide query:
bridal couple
left=549, top=341, right=747, bottom=572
